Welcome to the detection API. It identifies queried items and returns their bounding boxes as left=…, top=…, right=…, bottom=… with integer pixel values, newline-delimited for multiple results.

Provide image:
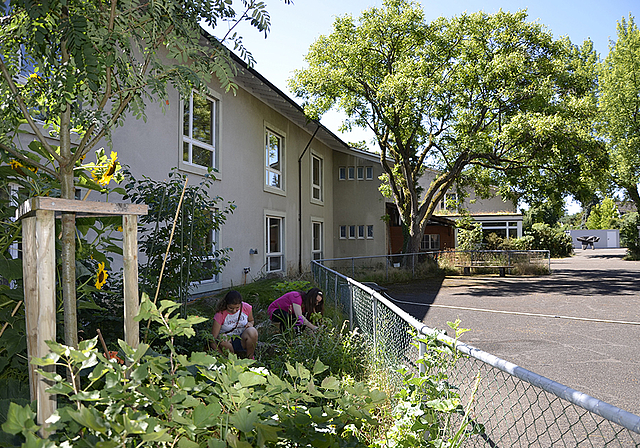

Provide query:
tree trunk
left=59, top=104, right=78, bottom=349
left=627, top=185, right=640, bottom=216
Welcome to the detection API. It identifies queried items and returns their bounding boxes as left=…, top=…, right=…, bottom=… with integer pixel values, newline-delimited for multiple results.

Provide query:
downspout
left=299, top=125, right=321, bottom=273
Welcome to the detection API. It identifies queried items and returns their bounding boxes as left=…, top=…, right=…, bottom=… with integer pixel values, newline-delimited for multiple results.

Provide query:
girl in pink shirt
left=211, top=290, right=258, bottom=358
left=268, top=287, right=324, bottom=332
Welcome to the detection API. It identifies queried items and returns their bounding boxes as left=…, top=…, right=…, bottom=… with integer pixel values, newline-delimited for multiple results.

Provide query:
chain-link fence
left=320, top=250, right=551, bottom=281
left=312, top=261, right=640, bottom=447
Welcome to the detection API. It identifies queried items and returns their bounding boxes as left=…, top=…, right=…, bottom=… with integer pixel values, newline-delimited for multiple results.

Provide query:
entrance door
left=607, top=231, right=617, bottom=248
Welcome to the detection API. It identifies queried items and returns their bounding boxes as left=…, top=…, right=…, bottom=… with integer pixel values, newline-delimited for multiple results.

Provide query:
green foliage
left=599, top=15, right=640, bottom=214
left=2, top=294, right=384, bottom=447
left=265, top=322, right=369, bottom=383
left=291, top=0, right=601, bottom=254
left=619, top=212, right=640, bottom=259
left=373, top=320, right=482, bottom=447
left=123, top=168, right=235, bottom=303
left=455, top=217, right=483, bottom=251
left=522, top=203, right=565, bottom=232
left=585, top=197, right=619, bottom=230
left=523, top=223, right=573, bottom=257
left=272, top=280, right=311, bottom=296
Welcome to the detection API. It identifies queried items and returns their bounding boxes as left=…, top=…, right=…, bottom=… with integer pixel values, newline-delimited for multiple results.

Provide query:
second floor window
left=182, top=92, right=216, bottom=169
left=266, top=129, right=284, bottom=190
left=312, top=154, right=323, bottom=202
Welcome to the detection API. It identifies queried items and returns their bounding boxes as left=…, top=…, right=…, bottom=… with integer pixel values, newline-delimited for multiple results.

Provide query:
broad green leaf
left=229, top=407, right=258, bottom=433
left=320, top=376, right=340, bottom=390
left=1, top=402, right=37, bottom=435
left=192, top=403, right=221, bottom=428
left=238, top=371, right=266, bottom=388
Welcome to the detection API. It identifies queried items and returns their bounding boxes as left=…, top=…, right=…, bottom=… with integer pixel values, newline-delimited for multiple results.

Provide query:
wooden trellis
left=17, top=197, right=147, bottom=430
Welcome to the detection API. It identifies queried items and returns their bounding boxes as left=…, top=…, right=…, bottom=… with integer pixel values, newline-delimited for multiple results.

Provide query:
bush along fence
left=319, top=250, right=551, bottom=282
left=311, top=261, right=640, bottom=447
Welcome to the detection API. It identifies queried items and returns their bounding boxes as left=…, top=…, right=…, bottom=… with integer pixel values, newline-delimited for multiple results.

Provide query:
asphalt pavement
left=383, top=248, right=640, bottom=416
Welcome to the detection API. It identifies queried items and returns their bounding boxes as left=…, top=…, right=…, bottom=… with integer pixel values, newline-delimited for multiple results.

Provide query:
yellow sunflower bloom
left=95, top=262, right=108, bottom=290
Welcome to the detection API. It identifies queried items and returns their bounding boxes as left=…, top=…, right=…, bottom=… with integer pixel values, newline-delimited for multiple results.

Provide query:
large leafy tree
left=0, top=0, right=282, bottom=349
left=290, top=0, right=601, bottom=253
left=599, top=15, right=640, bottom=212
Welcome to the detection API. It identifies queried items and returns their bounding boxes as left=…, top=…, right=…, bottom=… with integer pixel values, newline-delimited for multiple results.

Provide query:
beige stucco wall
left=109, top=78, right=337, bottom=292
left=331, top=151, right=387, bottom=258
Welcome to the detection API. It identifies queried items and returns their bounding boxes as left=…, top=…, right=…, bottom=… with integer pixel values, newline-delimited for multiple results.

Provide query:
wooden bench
left=455, top=265, right=511, bottom=277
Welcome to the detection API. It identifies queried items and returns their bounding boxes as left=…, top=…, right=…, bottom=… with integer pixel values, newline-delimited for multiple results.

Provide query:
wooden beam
left=21, top=216, right=38, bottom=403
left=35, top=209, right=56, bottom=433
left=17, top=197, right=147, bottom=219
left=122, top=214, right=139, bottom=349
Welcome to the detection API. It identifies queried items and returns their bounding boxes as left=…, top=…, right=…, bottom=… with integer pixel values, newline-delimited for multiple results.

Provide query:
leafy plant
left=123, top=168, right=235, bottom=306
left=2, top=294, right=386, bottom=447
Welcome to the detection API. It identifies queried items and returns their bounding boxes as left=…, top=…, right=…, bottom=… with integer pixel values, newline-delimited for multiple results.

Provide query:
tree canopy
left=290, top=0, right=602, bottom=253
left=599, top=15, right=640, bottom=213
left=0, top=0, right=281, bottom=348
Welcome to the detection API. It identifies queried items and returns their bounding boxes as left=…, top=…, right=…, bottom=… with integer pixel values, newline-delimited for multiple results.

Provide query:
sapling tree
left=0, top=0, right=286, bottom=348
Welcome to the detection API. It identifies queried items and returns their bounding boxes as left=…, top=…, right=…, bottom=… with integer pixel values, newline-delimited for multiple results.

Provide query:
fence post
left=334, top=274, right=338, bottom=308
left=386, top=257, right=388, bottom=281
left=412, top=253, right=416, bottom=278
left=419, top=339, right=426, bottom=374
left=372, top=293, right=378, bottom=360
left=349, top=282, right=354, bottom=332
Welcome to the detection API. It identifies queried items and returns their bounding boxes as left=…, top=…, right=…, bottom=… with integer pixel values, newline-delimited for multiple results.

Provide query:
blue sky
left=228, top=0, right=637, bottom=211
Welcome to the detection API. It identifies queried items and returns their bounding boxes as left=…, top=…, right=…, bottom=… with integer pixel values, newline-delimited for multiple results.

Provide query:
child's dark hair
left=302, top=287, right=324, bottom=318
left=215, top=290, right=242, bottom=314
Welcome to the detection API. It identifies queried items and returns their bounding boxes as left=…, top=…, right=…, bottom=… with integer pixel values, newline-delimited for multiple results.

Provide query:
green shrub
left=620, top=212, right=640, bottom=260
left=3, top=295, right=385, bottom=447
left=523, top=223, right=573, bottom=257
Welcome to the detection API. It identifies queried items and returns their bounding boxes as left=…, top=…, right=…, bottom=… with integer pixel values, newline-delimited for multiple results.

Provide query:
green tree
left=290, top=0, right=601, bottom=254
left=0, top=0, right=282, bottom=348
left=585, top=197, right=619, bottom=229
left=599, top=15, right=640, bottom=213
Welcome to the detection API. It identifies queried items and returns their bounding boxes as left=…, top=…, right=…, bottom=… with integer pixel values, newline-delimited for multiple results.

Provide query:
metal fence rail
left=311, top=261, right=640, bottom=447
left=320, top=250, right=551, bottom=280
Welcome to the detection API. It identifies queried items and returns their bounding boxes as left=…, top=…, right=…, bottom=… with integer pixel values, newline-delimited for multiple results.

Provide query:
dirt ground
left=383, top=248, right=640, bottom=416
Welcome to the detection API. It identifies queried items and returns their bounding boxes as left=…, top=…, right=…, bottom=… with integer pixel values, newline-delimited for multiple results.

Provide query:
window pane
left=312, top=222, right=321, bottom=251
left=367, top=225, right=374, bottom=238
left=357, top=166, right=364, bottom=179
left=268, top=218, right=280, bottom=253
left=192, top=94, right=213, bottom=144
left=183, top=141, right=190, bottom=162
left=313, top=157, right=320, bottom=185
left=267, top=132, right=280, bottom=170
left=358, top=225, right=364, bottom=238
left=366, top=166, right=373, bottom=179
left=484, top=222, right=506, bottom=228
left=267, top=171, right=280, bottom=188
left=349, top=225, right=355, bottom=238
left=340, top=225, right=346, bottom=238
left=509, top=229, right=518, bottom=239
left=192, top=145, right=213, bottom=168
left=268, top=256, right=281, bottom=271
left=183, top=99, right=190, bottom=137
left=348, top=167, right=355, bottom=179
left=339, top=167, right=346, bottom=180
left=509, top=222, right=518, bottom=227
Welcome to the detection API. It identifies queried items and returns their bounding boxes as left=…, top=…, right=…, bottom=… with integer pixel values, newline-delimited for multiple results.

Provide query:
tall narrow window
left=338, top=167, right=346, bottom=180
left=348, top=167, right=355, bottom=180
left=312, top=154, right=323, bottom=202
left=183, top=92, right=216, bottom=169
left=358, top=225, right=365, bottom=239
left=266, top=216, right=283, bottom=272
left=357, top=166, right=364, bottom=180
left=266, top=129, right=284, bottom=190
left=349, top=225, right=356, bottom=239
left=339, top=225, right=347, bottom=239
left=194, top=210, right=219, bottom=284
left=312, top=221, right=323, bottom=260
left=367, top=225, right=374, bottom=239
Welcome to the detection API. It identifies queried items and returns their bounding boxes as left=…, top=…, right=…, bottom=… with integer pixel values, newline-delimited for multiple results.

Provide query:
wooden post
left=17, top=197, right=147, bottom=430
left=123, top=214, right=139, bottom=349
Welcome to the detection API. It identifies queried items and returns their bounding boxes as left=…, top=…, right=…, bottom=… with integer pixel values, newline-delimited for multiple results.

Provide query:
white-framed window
left=0, top=183, right=20, bottom=261
left=358, top=225, right=365, bottom=239
left=421, top=234, right=440, bottom=250
left=482, top=221, right=520, bottom=239
left=348, top=166, right=355, bottom=180
left=367, top=225, right=374, bottom=239
left=266, top=214, right=284, bottom=272
left=312, top=220, right=323, bottom=261
left=366, top=166, right=374, bottom=180
left=339, top=225, right=347, bottom=239
left=311, top=153, right=323, bottom=203
left=349, top=225, right=356, bottom=239
left=357, top=166, right=364, bottom=180
left=440, top=192, right=458, bottom=210
left=338, top=166, right=346, bottom=180
left=182, top=91, right=216, bottom=169
left=265, top=127, right=285, bottom=192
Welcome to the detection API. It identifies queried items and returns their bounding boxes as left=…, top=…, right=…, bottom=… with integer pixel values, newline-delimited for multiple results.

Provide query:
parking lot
left=384, top=248, right=640, bottom=416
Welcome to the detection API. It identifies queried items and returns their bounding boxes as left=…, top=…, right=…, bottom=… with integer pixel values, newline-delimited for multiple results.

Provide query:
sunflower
left=95, top=262, right=108, bottom=290
left=92, top=151, right=119, bottom=186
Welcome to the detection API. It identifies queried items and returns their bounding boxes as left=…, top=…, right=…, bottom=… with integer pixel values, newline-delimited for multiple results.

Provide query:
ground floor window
left=312, top=221, right=323, bottom=261
left=482, top=221, right=519, bottom=239
left=266, top=216, right=284, bottom=272
left=421, top=234, right=440, bottom=250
